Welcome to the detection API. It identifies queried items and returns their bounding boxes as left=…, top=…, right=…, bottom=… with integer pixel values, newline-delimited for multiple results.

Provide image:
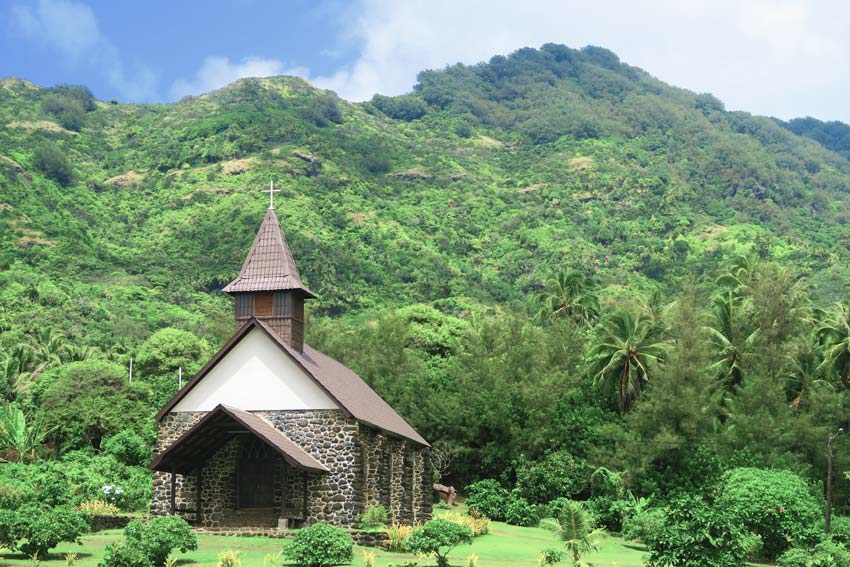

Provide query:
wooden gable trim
left=155, top=319, right=350, bottom=421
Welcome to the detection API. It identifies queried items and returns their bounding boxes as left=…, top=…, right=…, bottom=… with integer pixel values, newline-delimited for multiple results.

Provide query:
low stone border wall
left=89, top=515, right=142, bottom=532
left=194, top=527, right=389, bottom=547
left=350, top=531, right=388, bottom=547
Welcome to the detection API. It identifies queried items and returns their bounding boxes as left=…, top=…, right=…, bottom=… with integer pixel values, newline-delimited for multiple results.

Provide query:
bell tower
left=222, top=201, right=315, bottom=352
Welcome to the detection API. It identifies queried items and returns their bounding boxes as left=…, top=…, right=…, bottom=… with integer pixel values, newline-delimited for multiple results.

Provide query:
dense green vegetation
left=5, top=43, right=850, bottom=564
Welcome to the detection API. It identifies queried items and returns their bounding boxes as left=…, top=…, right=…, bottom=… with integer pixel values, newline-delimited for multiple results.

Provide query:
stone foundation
left=152, top=410, right=432, bottom=528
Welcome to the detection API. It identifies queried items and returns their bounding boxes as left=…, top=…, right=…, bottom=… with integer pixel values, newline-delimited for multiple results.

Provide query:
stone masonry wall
left=359, top=426, right=432, bottom=524
left=151, top=412, right=205, bottom=518
left=152, top=410, right=431, bottom=528
left=260, top=410, right=361, bottom=526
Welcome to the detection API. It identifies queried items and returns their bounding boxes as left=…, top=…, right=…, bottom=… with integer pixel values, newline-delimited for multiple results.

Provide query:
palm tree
left=816, top=301, right=850, bottom=385
left=61, top=344, right=103, bottom=363
left=716, top=254, right=759, bottom=295
left=705, top=292, right=757, bottom=389
left=0, top=402, right=51, bottom=463
left=541, top=500, right=605, bottom=566
left=535, top=270, right=601, bottom=327
left=589, top=309, right=665, bottom=411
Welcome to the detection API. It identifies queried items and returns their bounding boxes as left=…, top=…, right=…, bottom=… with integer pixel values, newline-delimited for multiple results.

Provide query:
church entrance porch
left=150, top=405, right=328, bottom=529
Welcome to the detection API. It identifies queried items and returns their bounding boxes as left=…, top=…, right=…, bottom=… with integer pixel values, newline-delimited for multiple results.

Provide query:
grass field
left=0, top=519, right=648, bottom=567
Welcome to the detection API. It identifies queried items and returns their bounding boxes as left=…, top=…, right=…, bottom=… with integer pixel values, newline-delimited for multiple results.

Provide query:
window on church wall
left=293, top=297, right=304, bottom=322
left=254, top=293, right=274, bottom=317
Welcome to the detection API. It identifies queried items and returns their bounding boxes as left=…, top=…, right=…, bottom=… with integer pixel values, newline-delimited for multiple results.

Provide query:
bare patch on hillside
left=105, top=171, right=144, bottom=188
left=518, top=183, right=546, bottom=194
left=7, top=120, right=77, bottom=135
left=475, top=136, right=504, bottom=149
left=388, top=168, right=429, bottom=181
left=347, top=212, right=374, bottom=224
left=222, top=158, right=256, bottom=175
left=569, top=156, right=593, bottom=171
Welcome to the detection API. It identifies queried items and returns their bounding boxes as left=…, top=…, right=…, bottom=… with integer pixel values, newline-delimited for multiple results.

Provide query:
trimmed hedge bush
left=465, top=479, right=509, bottom=521
left=0, top=505, right=89, bottom=558
left=284, top=523, right=353, bottom=567
left=716, top=467, right=821, bottom=560
left=100, top=516, right=197, bottom=567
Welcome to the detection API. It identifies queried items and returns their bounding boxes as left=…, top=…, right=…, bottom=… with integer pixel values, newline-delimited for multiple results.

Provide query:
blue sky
left=3, top=0, right=850, bottom=122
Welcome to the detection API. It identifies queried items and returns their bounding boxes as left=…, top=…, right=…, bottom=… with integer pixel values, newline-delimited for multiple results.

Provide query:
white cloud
left=11, top=0, right=158, bottom=101
left=312, top=0, right=850, bottom=122
left=11, top=0, right=99, bottom=60
left=171, top=56, right=310, bottom=99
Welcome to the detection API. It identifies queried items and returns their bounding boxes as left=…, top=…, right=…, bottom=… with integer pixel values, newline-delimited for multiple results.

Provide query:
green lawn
left=0, top=520, right=647, bottom=567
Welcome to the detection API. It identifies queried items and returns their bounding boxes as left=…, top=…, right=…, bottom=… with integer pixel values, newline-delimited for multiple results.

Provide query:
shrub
left=405, top=519, right=473, bottom=567
left=102, top=430, right=150, bottom=467
left=371, top=94, right=427, bottom=121
left=99, top=543, right=149, bottom=567
left=464, top=479, right=509, bottom=521
left=108, top=516, right=197, bottom=567
left=79, top=500, right=119, bottom=516
left=359, top=504, right=389, bottom=529
left=384, top=522, right=415, bottom=551
left=8, top=505, right=89, bottom=558
left=622, top=507, right=665, bottom=543
left=716, top=467, right=821, bottom=559
left=778, top=540, right=850, bottom=567
left=33, top=142, right=74, bottom=186
left=50, top=85, right=96, bottom=111
left=42, top=93, right=86, bottom=131
left=443, top=511, right=491, bottom=537
left=547, top=497, right=570, bottom=519
left=504, top=492, right=539, bottom=527
left=830, top=516, right=850, bottom=547
left=537, top=548, right=563, bottom=566
left=586, top=468, right=627, bottom=531
left=645, top=495, right=751, bottom=567
left=217, top=549, right=242, bottom=567
left=305, top=95, right=343, bottom=127
left=515, top=451, right=592, bottom=504
left=283, top=523, right=353, bottom=567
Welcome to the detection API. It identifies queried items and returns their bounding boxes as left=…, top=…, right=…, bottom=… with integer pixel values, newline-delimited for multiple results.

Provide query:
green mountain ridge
left=2, top=43, right=850, bottom=351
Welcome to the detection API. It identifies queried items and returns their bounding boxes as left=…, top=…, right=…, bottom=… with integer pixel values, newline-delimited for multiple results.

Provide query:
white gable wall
left=171, top=327, right=338, bottom=412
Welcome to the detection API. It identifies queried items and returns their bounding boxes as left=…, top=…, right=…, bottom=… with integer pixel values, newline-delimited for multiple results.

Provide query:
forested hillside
left=4, top=44, right=850, bottom=518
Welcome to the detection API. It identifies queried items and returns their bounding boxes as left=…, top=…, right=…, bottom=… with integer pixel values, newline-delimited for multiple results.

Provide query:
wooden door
left=238, top=437, right=275, bottom=508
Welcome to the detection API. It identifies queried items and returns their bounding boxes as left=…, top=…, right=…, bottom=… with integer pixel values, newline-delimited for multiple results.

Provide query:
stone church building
left=149, top=204, right=431, bottom=529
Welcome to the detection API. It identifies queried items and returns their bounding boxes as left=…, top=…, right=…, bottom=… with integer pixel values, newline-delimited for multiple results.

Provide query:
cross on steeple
left=261, top=181, right=281, bottom=209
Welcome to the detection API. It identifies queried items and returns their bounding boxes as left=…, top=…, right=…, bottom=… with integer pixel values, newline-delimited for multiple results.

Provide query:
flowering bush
left=101, top=484, right=126, bottom=507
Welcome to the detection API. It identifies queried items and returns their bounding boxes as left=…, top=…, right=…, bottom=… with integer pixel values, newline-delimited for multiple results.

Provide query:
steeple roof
left=222, top=207, right=315, bottom=297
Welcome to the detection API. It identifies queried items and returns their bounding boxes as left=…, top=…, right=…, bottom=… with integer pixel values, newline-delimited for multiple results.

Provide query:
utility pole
left=826, top=428, right=844, bottom=534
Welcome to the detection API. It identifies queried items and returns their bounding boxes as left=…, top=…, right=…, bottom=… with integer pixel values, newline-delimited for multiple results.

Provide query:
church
left=149, top=197, right=432, bottom=530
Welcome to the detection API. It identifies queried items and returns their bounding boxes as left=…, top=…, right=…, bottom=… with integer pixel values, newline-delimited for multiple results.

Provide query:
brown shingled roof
left=222, top=208, right=316, bottom=297
left=150, top=404, right=329, bottom=474
left=156, top=319, right=430, bottom=447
